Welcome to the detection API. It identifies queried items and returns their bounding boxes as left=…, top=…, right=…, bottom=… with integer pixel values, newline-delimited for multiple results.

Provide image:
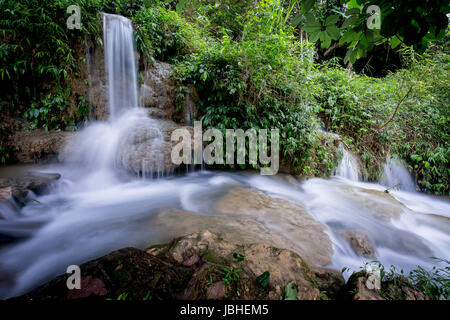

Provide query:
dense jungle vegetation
left=0, top=0, right=448, bottom=194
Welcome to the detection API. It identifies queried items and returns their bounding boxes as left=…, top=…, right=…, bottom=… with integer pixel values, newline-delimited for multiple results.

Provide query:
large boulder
left=214, top=187, right=333, bottom=266
left=11, top=230, right=344, bottom=300
left=139, top=62, right=176, bottom=119
left=13, top=129, right=74, bottom=164
left=117, top=117, right=194, bottom=175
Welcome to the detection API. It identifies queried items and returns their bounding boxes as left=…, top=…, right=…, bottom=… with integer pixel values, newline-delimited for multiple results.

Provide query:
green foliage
left=298, top=0, right=449, bottom=64
left=409, top=259, right=450, bottom=300
left=221, top=266, right=243, bottom=286
left=173, top=12, right=329, bottom=174
left=132, top=6, right=208, bottom=62
left=361, top=259, right=450, bottom=300
left=256, top=271, right=270, bottom=288
left=284, top=281, right=298, bottom=300
left=311, top=45, right=449, bottom=193
left=233, top=252, right=245, bottom=262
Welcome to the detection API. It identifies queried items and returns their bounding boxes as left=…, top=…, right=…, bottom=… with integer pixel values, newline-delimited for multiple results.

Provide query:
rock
left=67, top=276, right=107, bottom=300
left=12, top=231, right=344, bottom=301
left=139, top=62, right=176, bottom=119
left=215, top=187, right=333, bottom=266
left=13, top=129, right=74, bottom=164
left=117, top=118, right=194, bottom=175
left=0, top=187, right=12, bottom=200
left=12, top=247, right=193, bottom=301
left=147, top=107, right=168, bottom=119
left=152, top=205, right=332, bottom=267
left=0, top=172, right=61, bottom=204
left=343, top=271, right=429, bottom=300
left=339, top=230, right=376, bottom=257
left=85, top=39, right=108, bottom=120
left=206, top=281, right=225, bottom=300
left=150, top=230, right=343, bottom=300
left=311, top=267, right=346, bottom=299
left=340, top=185, right=405, bottom=220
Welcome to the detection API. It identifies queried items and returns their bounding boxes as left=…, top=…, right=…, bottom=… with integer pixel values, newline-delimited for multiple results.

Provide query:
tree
left=294, top=0, right=449, bottom=64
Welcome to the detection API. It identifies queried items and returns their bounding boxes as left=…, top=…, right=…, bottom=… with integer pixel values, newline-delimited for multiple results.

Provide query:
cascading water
left=63, top=13, right=165, bottom=179
left=380, top=155, right=416, bottom=192
left=103, top=13, right=139, bottom=119
left=334, top=143, right=360, bottom=181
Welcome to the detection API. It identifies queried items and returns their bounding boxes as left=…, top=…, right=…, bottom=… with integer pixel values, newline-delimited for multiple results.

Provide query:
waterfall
left=334, top=143, right=360, bottom=181
left=380, top=156, right=416, bottom=192
left=103, top=13, right=139, bottom=118
left=61, top=14, right=166, bottom=179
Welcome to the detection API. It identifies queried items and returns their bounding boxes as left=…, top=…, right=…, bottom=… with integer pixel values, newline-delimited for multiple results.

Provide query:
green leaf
left=301, top=0, right=315, bottom=13
left=325, top=14, right=339, bottom=27
left=346, top=8, right=361, bottom=16
left=303, top=13, right=321, bottom=33
left=284, top=282, right=298, bottom=300
left=291, top=13, right=302, bottom=27
left=390, top=35, right=402, bottom=49
left=309, top=30, right=320, bottom=42
left=326, top=25, right=340, bottom=40
left=321, top=33, right=332, bottom=48
left=339, top=29, right=355, bottom=44
left=342, top=15, right=359, bottom=28
left=256, top=271, right=270, bottom=288
left=233, top=252, right=245, bottom=262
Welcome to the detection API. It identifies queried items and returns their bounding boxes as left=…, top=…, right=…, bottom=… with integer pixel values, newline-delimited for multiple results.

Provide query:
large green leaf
left=301, top=0, right=315, bottom=14
left=309, top=30, right=320, bottom=42
left=342, top=14, right=360, bottom=28
left=325, top=14, right=339, bottom=27
left=339, top=29, right=356, bottom=44
left=326, top=25, right=340, bottom=40
left=303, top=13, right=321, bottom=32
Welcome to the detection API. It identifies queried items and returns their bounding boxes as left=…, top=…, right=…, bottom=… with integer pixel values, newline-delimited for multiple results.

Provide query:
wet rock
left=0, top=172, right=61, bottom=204
left=152, top=205, right=332, bottom=267
left=13, top=247, right=193, bottom=301
left=147, top=107, right=168, bottom=119
left=67, top=276, right=107, bottom=299
left=13, top=129, right=74, bottom=164
left=340, top=185, right=405, bottom=220
left=117, top=118, right=194, bottom=175
left=339, top=230, right=376, bottom=258
left=150, top=230, right=342, bottom=300
left=85, top=39, right=108, bottom=120
left=344, top=272, right=385, bottom=300
left=343, top=271, right=429, bottom=300
left=140, top=62, right=176, bottom=119
left=215, top=187, right=333, bottom=266
left=206, top=281, right=225, bottom=300
left=12, top=231, right=344, bottom=301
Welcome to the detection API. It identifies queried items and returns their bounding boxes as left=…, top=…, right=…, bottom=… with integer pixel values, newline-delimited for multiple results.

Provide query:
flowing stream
left=0, top=14, right=448, bottom=299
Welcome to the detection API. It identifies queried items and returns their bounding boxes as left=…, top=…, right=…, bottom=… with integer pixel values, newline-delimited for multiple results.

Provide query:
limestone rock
left=214, top=187, right=333, bottom=266
left=339, top=230, right=376, bottom=257
left=0, top=172, right=61, bottom=204
left=13, top=129, right=74, bottom=164
left=139, top=62, right=176, bottom=119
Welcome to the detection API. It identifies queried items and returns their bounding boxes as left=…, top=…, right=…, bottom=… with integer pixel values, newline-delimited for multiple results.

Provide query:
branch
left=376, top=86, right=413, bottom=134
